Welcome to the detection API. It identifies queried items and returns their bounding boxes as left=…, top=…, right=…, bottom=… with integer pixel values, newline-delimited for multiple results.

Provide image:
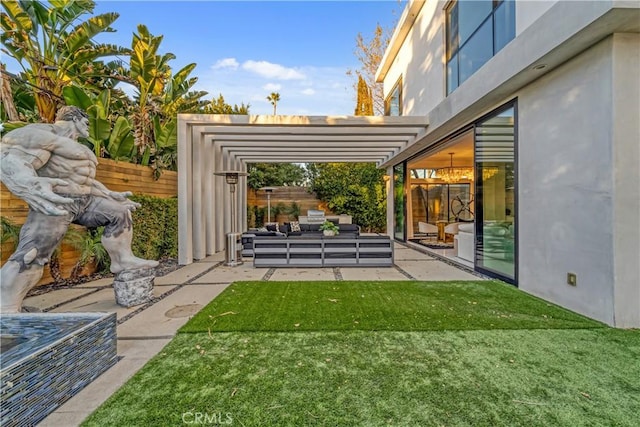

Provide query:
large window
left=393, top=163, right=405, bottom=240
left=446, top=0, right=515, bottom=94
left=474, top=103, right=516, bottom=282
left=385, top=77, right=402, bottom=116
left=411, top=183, right=472, bottom=228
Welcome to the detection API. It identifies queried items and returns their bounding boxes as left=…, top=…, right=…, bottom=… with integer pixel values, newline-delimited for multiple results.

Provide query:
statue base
left=113, top=268, right=155, bottom=308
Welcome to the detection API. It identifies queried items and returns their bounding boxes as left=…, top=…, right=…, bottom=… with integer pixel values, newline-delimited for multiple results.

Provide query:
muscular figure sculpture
left=0, top=106, right=158, bottom=312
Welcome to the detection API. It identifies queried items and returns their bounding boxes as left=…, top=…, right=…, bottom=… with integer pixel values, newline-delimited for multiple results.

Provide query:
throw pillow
left=265, top=223, right=280, bottom=233
left=290, top=221, right=301, bottom=232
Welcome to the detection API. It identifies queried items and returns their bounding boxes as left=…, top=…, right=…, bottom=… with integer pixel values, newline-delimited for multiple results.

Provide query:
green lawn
left=181, top=280, right=602, bottom=332
left=83, top=281, right=640, bottom=426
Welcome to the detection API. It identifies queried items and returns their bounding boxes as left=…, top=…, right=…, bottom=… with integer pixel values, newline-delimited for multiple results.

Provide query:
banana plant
left=1, top=0, right=129, bottom=122
left=127, top=24, right=205, bottom=171
left=63, top=85, right=109, bottom=156
left=62, top=85, right=134, bottom=161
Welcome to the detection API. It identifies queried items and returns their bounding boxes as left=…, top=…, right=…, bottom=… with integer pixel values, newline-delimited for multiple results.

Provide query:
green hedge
left=129, top=195, right=178, bottom=260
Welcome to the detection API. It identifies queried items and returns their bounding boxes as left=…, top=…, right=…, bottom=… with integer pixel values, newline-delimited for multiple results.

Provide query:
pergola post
left=386, top=165, right=394, bottom=237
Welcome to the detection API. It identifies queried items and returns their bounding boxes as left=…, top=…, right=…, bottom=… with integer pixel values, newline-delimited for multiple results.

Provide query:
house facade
left=377, top=0, right=639, bottom=327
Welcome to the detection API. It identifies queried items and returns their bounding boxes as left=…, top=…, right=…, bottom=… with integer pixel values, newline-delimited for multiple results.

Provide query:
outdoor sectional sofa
left=242, top=222, right=361, bottom=256
left=241, top=222, right=393, bottom=268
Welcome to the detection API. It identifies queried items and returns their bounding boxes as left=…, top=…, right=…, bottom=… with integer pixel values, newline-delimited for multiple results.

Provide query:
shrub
left=129, top=195, right=178, bottom=260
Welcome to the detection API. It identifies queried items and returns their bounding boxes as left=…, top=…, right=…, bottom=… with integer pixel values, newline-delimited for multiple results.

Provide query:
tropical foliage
left=0, top=216, right=21, bottom=251
left=306, top=162, right=387, bottom=232
left=0, top=0, right=249, bottom=176
left=203, top=94, right=250, bottom=114
left=1, top=0, right=128, bottom=123
left=266, top=92, right=280, bottom=115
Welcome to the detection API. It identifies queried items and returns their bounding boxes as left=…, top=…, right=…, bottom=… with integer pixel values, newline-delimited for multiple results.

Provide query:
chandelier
left=481, top=167, right=499, bottom=181
left=437, top=153, right=473, bottom=183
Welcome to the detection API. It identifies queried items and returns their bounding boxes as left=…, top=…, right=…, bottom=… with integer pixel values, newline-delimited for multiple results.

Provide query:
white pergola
left=177, top=114, right=429, bottom=265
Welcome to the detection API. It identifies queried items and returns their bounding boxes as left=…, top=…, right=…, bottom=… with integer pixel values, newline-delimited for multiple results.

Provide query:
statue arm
left=3, top=126, right=95, bottom=162
left=0, top=150, right=74, bottom=216
left=90, top=179, right=141, bottom=211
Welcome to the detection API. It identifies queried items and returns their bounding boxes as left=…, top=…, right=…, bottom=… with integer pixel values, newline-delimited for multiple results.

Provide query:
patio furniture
left=455, top=222, right=474, bottom=262
left=252, top=235, right=393, bottom=268
left=242, top=223, right=361, bottom=257
left=417, top=221, right=438, bottom=239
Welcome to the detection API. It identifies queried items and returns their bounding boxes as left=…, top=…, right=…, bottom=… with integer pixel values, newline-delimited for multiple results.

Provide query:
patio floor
left=35, top=242, right=482, bottom=426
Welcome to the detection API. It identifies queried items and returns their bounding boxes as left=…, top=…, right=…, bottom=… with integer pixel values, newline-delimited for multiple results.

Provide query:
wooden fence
left=1, top=159, right=177, bottom=285
left=247, top=186, right=332, bottom=224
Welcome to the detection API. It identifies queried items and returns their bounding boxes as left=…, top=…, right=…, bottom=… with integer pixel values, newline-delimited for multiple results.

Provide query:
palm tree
left=1, top=0, right=129, bottom=122
left=266, top=92, right=281, bottom=115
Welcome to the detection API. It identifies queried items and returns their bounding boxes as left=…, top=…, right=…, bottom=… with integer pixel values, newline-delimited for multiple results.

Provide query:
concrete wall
left=517, top=34, right=640, bottom=327
left=517, top=37, right=616, bottom=324
left=516, top=0, right=557, bottom=35
left=611, top=33, right=640, bottom=327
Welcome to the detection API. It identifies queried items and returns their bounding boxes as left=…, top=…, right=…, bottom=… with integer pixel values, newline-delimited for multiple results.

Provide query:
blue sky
left=5, top=1, right=405, bottom=116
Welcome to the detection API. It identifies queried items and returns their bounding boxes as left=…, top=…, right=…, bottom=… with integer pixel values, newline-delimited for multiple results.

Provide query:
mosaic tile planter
left=0, top=312, right=117, bottom=427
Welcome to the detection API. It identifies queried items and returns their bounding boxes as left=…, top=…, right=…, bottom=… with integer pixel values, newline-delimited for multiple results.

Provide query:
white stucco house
left=376, top=0, right=639, bottom=327
left=177, top=0, right=638, bottom=328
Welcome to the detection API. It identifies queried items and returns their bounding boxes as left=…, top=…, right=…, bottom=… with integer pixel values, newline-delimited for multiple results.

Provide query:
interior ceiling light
left=434, top=153, right=500, bottom=182
left=437, top=153, right=473, bottom=183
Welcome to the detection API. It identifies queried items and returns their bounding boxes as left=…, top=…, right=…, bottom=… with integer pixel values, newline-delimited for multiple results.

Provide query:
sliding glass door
left=474, top=103, right=516, bottom=281
left=393, top=163, right=405, bottom=241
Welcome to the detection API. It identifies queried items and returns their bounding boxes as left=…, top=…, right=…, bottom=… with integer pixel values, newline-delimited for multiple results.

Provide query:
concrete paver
left=73, top=277, right=115, bottom=288
left=340, top=267, right=410, bottom=281
left=394, top=247, right=435, bottom=261
left=395, top=259, right=480, bottom=281
left=268, top=267, right=337, bottom=281
left=50, top=285, right=178, bottom=320
left=154, top=261, right=219, bottom=285
left=193, top=263, right=269, bottom=283
left=23, top=288, right=98, bottom=311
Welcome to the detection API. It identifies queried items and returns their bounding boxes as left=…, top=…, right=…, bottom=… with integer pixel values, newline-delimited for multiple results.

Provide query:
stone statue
left=0, top=106, right=158, bottom=312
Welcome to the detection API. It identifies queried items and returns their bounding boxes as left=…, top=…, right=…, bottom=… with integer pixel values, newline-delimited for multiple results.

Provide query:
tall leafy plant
left=63, top=85, right=134, bottom=160
left=1, top=0, right=129, bottom=122
left=306, top=162, right=387, bottom=232
left=127, top=24, right=205, bottom=172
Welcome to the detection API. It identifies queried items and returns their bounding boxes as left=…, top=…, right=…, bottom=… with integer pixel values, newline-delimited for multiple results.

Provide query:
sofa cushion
left=338, top=224, right=360, bottom=234
left=303, top=224, right=321, bottom=232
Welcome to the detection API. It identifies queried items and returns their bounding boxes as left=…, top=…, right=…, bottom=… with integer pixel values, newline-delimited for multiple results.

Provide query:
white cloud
left=194, top=63, right=358, bottom=115
left=211, top=58, right=239, bottom=70
left=242, top=60, right=306, bottom=80
left=263, top=83, right=282, bottom=91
